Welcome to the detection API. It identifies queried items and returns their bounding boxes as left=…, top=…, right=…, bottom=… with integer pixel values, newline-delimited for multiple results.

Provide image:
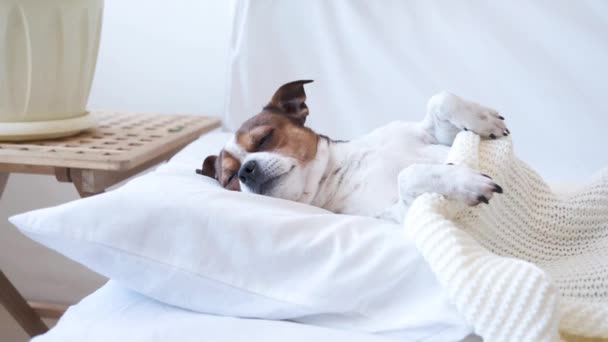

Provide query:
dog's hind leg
left=420, top=92, right=509, bottom=145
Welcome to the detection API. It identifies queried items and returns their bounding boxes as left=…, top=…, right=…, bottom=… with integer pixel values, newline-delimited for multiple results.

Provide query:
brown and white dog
left=198, top=80, right=508, bottom=223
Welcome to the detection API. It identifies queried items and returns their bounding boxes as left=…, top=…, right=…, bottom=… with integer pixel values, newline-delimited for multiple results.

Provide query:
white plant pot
left=0, top=0, right=103, bottom=140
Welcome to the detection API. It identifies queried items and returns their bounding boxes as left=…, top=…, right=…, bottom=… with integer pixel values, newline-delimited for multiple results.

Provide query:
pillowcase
left=10, top=132, right=472, bottom=341
left=32, top=281, right=399, bottom=342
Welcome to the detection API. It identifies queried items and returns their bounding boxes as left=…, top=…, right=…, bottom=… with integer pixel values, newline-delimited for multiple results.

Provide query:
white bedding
left=32, top=282, right=399, bottom=342
left=35, top=282, right=482, bottom=342
left=24, top=132, right=480, bottom=342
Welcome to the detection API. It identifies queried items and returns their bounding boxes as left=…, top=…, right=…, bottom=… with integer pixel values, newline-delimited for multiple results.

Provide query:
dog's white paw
left=459, top=101, right=509, bottom=139
left=445, top=165, right=503, bottom=206
left=433, top=92, right=510, bottom=139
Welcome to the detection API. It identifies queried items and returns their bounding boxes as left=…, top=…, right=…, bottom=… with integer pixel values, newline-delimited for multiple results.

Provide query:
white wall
left=88, top=0, right=233, bottom=115
left=0, top=0, right=233, bottom=305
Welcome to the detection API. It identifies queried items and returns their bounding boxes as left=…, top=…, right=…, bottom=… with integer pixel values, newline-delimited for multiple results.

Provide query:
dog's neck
left=302, top=136, right=366, bottom=212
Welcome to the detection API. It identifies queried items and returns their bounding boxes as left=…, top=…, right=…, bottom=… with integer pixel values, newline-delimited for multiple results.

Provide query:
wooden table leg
left=0, top=271, right=48, bottom=337
left=0, top=173, right=48, bottom=336
left=0, top=172, right=8, bottom=200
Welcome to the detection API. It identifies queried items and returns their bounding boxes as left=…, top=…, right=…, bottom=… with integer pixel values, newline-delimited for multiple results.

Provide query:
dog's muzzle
left=238, top=160, right=285, bottom=194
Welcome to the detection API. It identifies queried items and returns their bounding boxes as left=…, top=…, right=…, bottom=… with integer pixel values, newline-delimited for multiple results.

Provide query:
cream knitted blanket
left=404, top=132, right=608, bottom=342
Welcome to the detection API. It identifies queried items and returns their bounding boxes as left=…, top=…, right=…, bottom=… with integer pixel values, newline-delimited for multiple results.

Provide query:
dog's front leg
left=421, top=92, right=510, bottom=145
left=398, top=164, right=503, bottom=207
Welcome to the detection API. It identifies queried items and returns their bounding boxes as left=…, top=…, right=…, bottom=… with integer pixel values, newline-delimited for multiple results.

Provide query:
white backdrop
left=89, top=1, right=231, bottom=115
left=226, top=0, right=608, bottom=182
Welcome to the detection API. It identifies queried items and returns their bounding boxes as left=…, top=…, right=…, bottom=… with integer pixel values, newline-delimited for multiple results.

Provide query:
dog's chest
left=317, top=121, right=450, bottom=217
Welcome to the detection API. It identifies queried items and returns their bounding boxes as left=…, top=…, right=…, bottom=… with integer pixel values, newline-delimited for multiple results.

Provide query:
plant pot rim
left=0, top=112, right=96, bottom=141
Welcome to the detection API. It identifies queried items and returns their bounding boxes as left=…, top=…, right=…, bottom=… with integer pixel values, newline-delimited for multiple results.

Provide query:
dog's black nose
left=238, top=160, right=259, bottom=185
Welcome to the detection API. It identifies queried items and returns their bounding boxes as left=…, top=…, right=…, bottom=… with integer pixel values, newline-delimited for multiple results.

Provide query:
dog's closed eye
left=256, top=130, right=274, bottom=150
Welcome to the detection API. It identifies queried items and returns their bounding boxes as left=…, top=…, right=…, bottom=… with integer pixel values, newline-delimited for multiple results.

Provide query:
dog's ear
left=197, top=155, right=218, bottom=179
left=265, top=80, right=313, bottom=125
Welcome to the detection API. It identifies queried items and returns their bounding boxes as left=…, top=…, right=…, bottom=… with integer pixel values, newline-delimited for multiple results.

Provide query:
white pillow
left=33, top=281, right=400, bottom=342
left=10, top=132, right=472, bottom=341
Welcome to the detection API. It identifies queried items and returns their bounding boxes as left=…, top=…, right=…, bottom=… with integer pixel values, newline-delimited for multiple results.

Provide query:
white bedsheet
left=33, top=282, right=400, bottom=342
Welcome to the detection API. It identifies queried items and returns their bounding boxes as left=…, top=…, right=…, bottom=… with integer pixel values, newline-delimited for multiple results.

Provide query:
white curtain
left=225, top=0, right=608, bottom=182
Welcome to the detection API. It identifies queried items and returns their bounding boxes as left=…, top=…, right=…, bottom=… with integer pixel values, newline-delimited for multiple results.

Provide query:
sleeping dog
left=198, top=80, right=507, bottom=222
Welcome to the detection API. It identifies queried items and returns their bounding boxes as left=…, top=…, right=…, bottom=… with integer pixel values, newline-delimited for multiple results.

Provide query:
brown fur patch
left=265, top=80, right=313, bottom=125
left=217, top=150, right=241, bottom=191
left=201, top=80, right=318, bottom=192
left=236, top=111, right=319, bottom=164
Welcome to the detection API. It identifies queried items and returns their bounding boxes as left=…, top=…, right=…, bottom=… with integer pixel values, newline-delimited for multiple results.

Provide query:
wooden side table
left=0, top=111, right=220, bottom=337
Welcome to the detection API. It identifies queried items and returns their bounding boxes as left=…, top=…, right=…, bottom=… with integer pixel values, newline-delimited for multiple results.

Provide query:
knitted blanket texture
left=404, top=132, right=608, bottom=342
